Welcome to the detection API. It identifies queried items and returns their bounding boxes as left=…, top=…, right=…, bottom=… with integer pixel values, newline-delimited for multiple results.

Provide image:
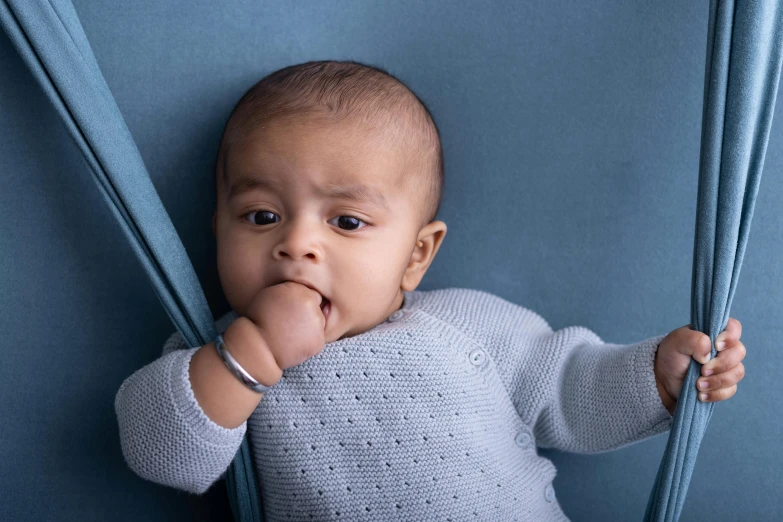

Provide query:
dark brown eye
left=330, top=215, right=367, bottom=231
left=246, top=210, right=277, bottom=225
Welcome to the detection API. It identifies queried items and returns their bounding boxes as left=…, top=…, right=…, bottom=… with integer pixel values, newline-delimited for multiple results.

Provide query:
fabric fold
left=644, top=1, right=783, bottom=520
left=0, top=0, right=262, bottom=520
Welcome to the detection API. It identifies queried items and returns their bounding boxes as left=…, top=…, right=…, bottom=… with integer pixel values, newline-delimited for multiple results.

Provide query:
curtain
left=645, top=1, right=783, bottom=520
left=0, top=1, right=262, bottom=521
left=1, top=1, right=781, bottom=521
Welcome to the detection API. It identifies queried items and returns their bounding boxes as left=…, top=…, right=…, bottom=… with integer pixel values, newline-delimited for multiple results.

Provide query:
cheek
left=216, top=235, right=265, bottom=310
left=342, top=237, right=409, bottom=289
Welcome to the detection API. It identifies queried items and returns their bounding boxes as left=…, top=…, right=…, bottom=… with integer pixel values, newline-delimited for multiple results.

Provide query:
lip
left=279, top=277, right=324, bottom=298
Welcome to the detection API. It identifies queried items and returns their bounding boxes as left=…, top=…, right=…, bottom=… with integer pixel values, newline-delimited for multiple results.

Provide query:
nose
left=271, top=218, right=323, bottom=261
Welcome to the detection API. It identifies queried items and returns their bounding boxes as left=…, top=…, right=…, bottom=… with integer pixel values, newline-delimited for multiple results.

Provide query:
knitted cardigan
left=115, top=287, right=673, bottom=521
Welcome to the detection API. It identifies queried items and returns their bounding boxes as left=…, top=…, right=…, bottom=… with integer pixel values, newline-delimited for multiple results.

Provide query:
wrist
left=224, top=317, right=283, bottom=389
left=655, top=376, right=676, bottom=416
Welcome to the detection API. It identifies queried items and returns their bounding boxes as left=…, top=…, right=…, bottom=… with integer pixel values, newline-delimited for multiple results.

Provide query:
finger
left=702, top=342, right=746, bottom=376
left=685, top=330, right=713, bottom=365
left=698, top=383, right=738, bottom=403
left=697, top=363, right=745, bottom=393
left=716, top=317, right=742, bottom=350
left=671, top=326, right=713, bottom=364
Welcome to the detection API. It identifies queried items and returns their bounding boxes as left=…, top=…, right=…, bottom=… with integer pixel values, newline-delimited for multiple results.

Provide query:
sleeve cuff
left=632, top=334, right=674, bottom=435
left=168, top=347, right=248, bottom=447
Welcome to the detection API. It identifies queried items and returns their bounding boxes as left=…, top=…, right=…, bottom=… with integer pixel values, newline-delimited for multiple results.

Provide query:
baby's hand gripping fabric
left=114, top=331, right=248, bottom=494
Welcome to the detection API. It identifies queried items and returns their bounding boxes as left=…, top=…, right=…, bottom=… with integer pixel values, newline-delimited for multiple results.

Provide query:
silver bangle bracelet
left=214, top=333, right=274, bottom=394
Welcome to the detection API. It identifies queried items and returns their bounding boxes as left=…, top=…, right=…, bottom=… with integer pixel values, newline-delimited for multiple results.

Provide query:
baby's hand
left=244, top=281, right=326, bottom=370
left=654, top=318, right=746, bottom=415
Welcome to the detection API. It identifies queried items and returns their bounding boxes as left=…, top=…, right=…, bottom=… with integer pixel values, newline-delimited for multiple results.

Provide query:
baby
left=115, top=60, right=746, bottom=521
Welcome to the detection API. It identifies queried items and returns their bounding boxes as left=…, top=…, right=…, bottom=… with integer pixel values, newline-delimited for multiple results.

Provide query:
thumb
left=665, top=325, right=711, bottom=365
left=688, top=330, right=713, bottom=365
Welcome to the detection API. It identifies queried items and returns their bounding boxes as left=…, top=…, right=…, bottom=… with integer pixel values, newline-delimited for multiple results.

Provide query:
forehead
left=224, top=117, right=408, bottom=209
left=228, top=171, right=393, bottom=211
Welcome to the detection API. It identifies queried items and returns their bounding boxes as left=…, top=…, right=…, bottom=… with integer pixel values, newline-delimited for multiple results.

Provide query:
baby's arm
left=190, top=317, right=281, bottom=428
left=521, top=326, right=672, bottom=454
left=465, top=290, right=673, bottom=455
left=114, top=320, right=273, bottom=494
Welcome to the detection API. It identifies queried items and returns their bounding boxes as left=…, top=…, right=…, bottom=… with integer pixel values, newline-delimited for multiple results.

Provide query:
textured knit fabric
left=115, top=287, right=673, bottom=521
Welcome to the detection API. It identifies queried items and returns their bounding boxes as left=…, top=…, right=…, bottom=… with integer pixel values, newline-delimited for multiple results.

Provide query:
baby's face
left=212, top=115, right=439, bottom=342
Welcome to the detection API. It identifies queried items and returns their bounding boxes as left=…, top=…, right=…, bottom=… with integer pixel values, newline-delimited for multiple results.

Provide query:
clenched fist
left=654, top=318, right=746, bottom=415
left=244, top=281, right=327, bottom=371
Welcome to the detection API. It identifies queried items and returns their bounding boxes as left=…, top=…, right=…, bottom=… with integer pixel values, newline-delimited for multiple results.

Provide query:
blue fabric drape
left=0, top=1, right=262, bottom=521
left=2, top=1, right=782, bottom=521
left=644, top=1, right=783, bottom=520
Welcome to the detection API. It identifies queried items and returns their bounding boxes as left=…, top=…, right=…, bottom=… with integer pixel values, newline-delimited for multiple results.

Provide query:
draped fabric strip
left=2, top=1, right=781, bottom=521
left=0, top=1, right=262, bottom=521
left=645, top=1, right=783, bottom=520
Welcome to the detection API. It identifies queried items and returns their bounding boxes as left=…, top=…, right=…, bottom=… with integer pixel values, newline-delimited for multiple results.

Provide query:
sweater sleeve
left=113, top=330, right=248, bottom=494
left=524, top=326, right=673, bottom=454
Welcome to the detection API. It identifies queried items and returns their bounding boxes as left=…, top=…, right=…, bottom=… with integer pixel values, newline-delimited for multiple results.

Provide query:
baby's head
left=211, top=60, right=447, bottom=342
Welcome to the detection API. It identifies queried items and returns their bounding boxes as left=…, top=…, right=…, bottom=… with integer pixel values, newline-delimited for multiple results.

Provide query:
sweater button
left=544, top=484, right=555, bottom=503
left=514, top=430, right=532, bottom=448
left=468, top=348, right=486, bottom=366
left=388, top=310, right=404, bottom=322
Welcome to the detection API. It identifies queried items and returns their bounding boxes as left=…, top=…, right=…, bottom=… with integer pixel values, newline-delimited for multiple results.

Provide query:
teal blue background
left=2, top=1, right=781, bottom=520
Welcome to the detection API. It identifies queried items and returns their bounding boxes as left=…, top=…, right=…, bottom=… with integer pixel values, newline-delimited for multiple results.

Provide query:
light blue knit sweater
left=114, top=287, right=673, bottom=521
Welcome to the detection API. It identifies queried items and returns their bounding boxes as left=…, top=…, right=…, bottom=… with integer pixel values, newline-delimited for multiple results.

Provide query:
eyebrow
left=228, top=175, right=390, bottom=211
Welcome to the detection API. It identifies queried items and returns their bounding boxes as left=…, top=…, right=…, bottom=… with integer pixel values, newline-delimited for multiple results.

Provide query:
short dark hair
left=215, top=60, right=444, bottom=226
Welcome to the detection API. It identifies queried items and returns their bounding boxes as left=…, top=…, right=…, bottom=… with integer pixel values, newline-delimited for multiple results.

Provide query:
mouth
left=320, top=295, right=331, bottom=323
left=279, top=278, right=329, bottom=322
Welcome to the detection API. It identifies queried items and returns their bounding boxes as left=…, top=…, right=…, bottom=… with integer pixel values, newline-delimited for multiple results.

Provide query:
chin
left=334, top=322, right=376, bottom=342
left=335, top=327, right=356, bottom=342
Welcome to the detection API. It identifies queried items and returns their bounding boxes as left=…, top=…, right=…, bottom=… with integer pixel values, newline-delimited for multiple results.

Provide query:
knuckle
left=736, top=364, right=745, bottom=380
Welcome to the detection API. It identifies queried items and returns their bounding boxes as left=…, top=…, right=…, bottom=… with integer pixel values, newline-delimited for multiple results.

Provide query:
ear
left=212, top=211, right=217, bottom=238
left=400, top=220, right=447, bottom=292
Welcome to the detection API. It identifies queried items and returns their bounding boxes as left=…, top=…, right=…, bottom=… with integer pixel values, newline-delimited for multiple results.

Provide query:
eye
left=328, top=215, right=368, bottom=232
left=242, top=210, right=368, bottom=231
left=243, top=210, right=278, bottom=226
